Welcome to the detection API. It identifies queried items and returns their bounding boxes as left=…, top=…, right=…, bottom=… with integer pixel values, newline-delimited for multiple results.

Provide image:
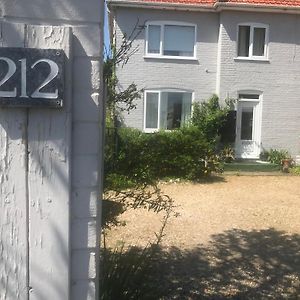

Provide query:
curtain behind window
left=181, top=93, right=192, bottom=126
left=160, top=92, right=168, bottom=130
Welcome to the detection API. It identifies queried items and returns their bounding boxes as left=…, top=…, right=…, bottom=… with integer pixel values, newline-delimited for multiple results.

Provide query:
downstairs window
left=144, top=91, right=192, bottom=132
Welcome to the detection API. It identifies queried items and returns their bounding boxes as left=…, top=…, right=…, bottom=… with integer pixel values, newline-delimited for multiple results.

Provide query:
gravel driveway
left=104, top=175, right=300, bottom=299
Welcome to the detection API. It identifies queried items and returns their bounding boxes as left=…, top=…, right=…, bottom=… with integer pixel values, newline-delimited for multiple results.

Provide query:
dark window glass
left=239, top=94, right=260, bottom=99
left=238, top=26, right=250, bottom=57
left=253, top=27, right=266, bottom=56
left=241, top=108, right=253, bottom=140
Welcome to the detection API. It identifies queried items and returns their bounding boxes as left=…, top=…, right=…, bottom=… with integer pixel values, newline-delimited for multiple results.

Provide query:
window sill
left=144, top=55, right=198, bottom=61
left=144, top=128, right=158, bottom=133
left=144, top=129, right=178, bottom=133
left=234, top=57, right=270, bottom=63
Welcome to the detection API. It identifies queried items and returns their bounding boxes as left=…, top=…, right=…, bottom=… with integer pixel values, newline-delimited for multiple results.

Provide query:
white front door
left=236, top=100, right=262, bottom=159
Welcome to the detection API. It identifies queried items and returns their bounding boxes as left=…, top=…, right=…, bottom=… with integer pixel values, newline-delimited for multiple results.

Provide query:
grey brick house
left=107, top=0, right=300, bottom=159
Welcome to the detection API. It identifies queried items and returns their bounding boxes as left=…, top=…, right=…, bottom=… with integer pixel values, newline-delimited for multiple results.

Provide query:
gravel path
left=104, top=175, right=300, bottom=299
left=106, top=175, right=300, bottom=249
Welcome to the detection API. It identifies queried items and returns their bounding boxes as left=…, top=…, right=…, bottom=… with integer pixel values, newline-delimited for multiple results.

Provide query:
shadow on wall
left=101, top=228, right=300, bottom=299
left=0, top=222, right=68, bottom=299
left=0, top=12, right=100, bottom=300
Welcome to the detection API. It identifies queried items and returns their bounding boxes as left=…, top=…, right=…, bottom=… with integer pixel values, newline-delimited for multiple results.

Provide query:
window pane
left=239, top=94, right=259, bottom=99
left=160, top=92, right=192, bottom=130
left=253, top=27, right=265, bottom=56
left=148, top=25, right=160, bottom=54
left=241, top=108, right=253, bottom=140
left=181, top=93, right=192, bottom=125
left=163, top=25, right=195, bottom=57
left=145, top=93, right=159, bottom=129
left=238, top=26, right=250, bottom=57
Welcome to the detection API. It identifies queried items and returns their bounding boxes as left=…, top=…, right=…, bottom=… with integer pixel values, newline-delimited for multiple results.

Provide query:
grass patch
left=224, top=161, right=281, bottom=173
left=290, top=166, right=300, bottom=175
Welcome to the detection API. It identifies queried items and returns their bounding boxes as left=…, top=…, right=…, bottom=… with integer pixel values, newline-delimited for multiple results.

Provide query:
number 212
left=0, top=57, right=59, bottom=99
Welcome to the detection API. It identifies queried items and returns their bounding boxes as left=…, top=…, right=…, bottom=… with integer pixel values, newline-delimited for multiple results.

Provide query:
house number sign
left=0, top=48, right=64, bottom=108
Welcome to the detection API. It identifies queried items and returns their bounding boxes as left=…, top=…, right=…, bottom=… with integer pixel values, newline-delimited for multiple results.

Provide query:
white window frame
left=236, top=23, right=269, bottom=61
left=145, top=21, right=197, bottom=60
left=143, top=89, right=194, bottom=133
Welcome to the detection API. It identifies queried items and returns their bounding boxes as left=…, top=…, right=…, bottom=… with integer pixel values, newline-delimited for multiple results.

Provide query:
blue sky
left=104, top=4, right=110, bottom=56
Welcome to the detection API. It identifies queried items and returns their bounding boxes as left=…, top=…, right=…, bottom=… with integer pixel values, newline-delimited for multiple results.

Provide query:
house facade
left=108, top=0, right=300, bottom=159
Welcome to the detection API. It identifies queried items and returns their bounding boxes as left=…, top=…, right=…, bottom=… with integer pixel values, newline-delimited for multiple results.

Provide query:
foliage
left=104, top=19, right=144, bottom=125
left=100, top=243, right=156, bottom=300
left=220, top=146, right=235, bottom=163
left=105, top=126, right=223, bottom=188
left=104, top=95, right=235, bottom=191
left=224, top=161, right=281, bottom=173
left=103, top=183, right=178, bottom=229
left=191, top=94, right=234, bottom=142
left=290, top=166, right=300, bottom=175
left=260, top=148, right=291, bottom=165
left=100, top=197, right=175, bottom=299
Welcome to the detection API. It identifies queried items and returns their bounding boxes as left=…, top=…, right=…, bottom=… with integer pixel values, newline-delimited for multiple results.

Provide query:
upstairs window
left=144, top=90, right=192, bottom=132
left=146, top=22, right=196, bottom=59
left=237, top=24, right=268, bottom=59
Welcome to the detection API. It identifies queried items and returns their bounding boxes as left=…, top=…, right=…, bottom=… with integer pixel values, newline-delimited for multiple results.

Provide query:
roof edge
left=107, top=0, right=300, bottom=14
left=215, top=2, right=300, bottom=13
left=107, top=0, right=214, bottom=11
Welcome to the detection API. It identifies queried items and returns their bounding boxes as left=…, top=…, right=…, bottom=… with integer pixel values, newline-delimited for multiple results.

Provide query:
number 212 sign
left=0, top=48, right=64, bottom=108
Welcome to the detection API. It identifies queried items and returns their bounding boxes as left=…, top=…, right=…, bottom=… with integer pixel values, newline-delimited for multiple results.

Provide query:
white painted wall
left=0, top=1, right=103, bottom=299
left=218, top=11, right=300, bottom=157
left=113, top=6, right=300, bottom=157
left=113, top=7, right=219, bottom=130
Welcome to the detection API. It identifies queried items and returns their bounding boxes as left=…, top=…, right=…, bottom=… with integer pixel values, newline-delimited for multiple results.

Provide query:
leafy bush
left=220, top=146, right=235, bottom=163
left=105, top=126, right=223, bottom=188
left=191, top=94, right=234, bottom=142
left=104, top=95, right=234, bottom=190
left=290, top=166, right=300, bottom=175
left=260, top=149, right=291, bottom=165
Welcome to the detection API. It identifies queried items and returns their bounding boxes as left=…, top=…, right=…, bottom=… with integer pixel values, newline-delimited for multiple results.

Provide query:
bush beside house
left=105, top=95, right=233, bottom=189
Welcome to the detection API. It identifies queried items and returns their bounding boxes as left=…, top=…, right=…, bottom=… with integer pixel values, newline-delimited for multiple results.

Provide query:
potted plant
left=281, top=158, right=294, bottom=173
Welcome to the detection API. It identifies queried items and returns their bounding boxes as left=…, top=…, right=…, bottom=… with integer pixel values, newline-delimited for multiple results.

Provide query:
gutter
left=107, top=0, right=215, bottom=12
left=214, top=2, right=300, bottom=14
left=107, top=0, right=300, bottom=14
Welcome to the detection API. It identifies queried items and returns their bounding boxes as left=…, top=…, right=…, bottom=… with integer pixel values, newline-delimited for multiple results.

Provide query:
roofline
left=107, top=0, right=214, bottom=12
left=107, top=0, right=300, bottom=14
left=215, top=2, right=300, bottom=14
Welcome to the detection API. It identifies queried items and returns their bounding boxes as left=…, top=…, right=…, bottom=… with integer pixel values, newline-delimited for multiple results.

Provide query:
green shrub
left=261, top=149, right=291, bottom=165
left=106, top=126, right=222, bottom=187
left=104, top=173, right=137, bottom=191
left=104, top=95, right=234, bottom=189
left=191, top=94, right=233, bottom=142
left=290, top=166, right=300, bottom=175
left=220, top=146, right=235, bottom=163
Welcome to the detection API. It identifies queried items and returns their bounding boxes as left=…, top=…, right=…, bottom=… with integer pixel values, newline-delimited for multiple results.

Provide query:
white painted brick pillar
left=0, top=1, right=103, bottom=299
